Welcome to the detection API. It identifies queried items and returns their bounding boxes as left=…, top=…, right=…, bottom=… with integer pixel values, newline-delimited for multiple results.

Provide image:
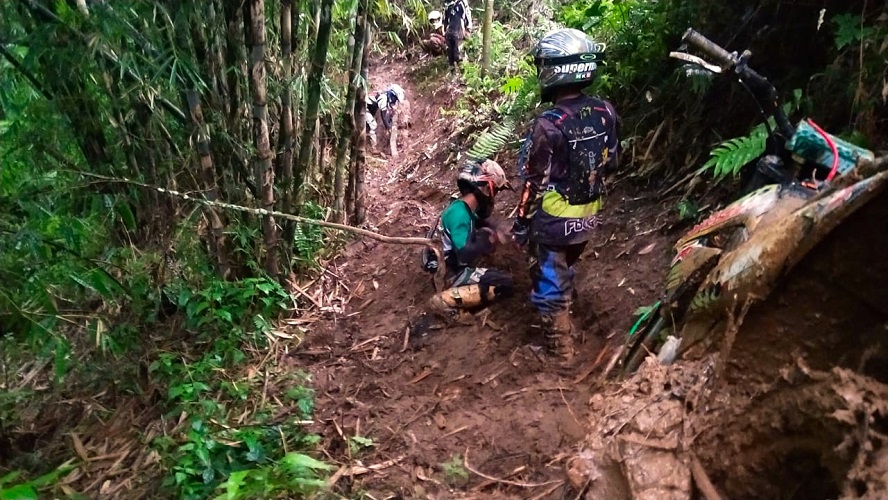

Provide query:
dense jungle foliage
left=1, top=0, right=885, bottom=497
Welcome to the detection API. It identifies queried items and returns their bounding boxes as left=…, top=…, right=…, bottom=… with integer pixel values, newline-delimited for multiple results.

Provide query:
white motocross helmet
left=428, top=10, right=443, bottom=30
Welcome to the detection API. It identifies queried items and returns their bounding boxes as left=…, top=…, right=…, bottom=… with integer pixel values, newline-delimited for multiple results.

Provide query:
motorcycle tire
left=621, top=316, right=668, bottom=377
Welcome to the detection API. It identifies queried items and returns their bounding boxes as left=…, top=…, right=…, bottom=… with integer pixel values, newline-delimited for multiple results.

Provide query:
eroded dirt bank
left=571, top=191, right=888, bottom=500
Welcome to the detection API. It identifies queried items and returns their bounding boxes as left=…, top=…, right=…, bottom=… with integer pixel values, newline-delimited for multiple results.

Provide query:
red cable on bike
left=806, top=118, right=839, bottom=182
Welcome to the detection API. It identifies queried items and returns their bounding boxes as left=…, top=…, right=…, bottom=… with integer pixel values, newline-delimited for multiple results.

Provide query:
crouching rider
left=428, top=160, right=514, bottom=320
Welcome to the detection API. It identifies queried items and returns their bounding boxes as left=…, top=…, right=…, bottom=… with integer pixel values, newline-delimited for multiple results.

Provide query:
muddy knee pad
left=436, top=284, right=488, bottom=308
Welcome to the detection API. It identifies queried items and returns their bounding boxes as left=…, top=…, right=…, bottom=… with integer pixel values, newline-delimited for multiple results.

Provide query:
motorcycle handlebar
left=679, top=28, right=796, bottom=141
left=682, top=28, right=735, bottom=67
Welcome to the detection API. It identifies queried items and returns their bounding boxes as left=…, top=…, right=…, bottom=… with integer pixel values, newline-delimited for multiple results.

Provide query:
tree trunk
left=222, top=0, right=243, bottom=123
left=185, top=90, right=230, bottom=278
left=278, top=0, right=296, bottom=274
left=248, top=0, right=279, bottom=278
left=208, top=0, right=227, bottom=108
left=481, top=0, right=494, bottom=77
left=350, top=21, right=371, bottom=225
left=190, top=4, right=220, bottom=110
left=293, top=0, right=334, bottom=213
left=221, top=0, right=255, bottom=204
left=291, top=0, right=305, bottom=139
left=311, top=0, right=321, bottom=45
left=332, top=8, right=364, bottom=222
left=319, top=113, right=336, bottom=193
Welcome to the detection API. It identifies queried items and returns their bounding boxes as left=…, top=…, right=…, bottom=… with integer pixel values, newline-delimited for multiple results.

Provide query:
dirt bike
left=614, top=28, right=888, bottom=377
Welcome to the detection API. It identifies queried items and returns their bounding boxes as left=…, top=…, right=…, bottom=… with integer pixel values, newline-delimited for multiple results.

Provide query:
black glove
left=511, top=218, right=530, bottom=246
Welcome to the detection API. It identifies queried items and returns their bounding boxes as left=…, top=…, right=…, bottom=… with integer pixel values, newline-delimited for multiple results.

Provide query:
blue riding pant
left=530, top=242, right=587, bottom=314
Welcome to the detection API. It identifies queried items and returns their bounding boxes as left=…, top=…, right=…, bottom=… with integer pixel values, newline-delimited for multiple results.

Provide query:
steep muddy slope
left=571, top=190, right=888, bottom=500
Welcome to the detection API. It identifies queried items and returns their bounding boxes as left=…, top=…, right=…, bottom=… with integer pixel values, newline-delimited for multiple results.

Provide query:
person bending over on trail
left=511, top=28, right=620, bottom=361
left=423, top=10, right=446, bottom=56
left=443, top=0, right=472, bottom=72
left=428, top=159, right=514, bottom=320
left=371, top=84, right=406, bottom=131
left=366, top=84, right=407, bottom=155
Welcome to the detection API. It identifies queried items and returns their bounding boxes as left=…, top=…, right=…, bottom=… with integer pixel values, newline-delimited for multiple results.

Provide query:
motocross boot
left=541, top=310, right=576, bottom=361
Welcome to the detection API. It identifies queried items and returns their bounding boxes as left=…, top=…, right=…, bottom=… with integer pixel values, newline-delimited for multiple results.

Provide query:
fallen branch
left=75, top=170, right=448, bottom=292
left=689, top=452, right=723, bottom=500
left=464, top=449, right=561, bottom=489
left=408, top=368, right=435, bottom=385
left=400, top=326, right=410, bottom=353
left=572, top=344, right=612, bottom=384
left=618, top=432, right=678, bottom=451
left=529, top=480, right=566, bottom=500
left=327, top=456, right=405, bottom=488
left=73, top=171, right=437, bottom=248
left=441, top=425, right=469, bottom=438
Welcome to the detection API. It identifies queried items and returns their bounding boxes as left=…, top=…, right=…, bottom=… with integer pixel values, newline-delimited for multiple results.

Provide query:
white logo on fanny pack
left=564, top=216, right=602, bottom=236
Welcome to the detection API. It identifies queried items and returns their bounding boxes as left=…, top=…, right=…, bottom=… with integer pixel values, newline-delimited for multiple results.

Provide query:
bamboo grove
left=0, top=0, right=424, bottom=280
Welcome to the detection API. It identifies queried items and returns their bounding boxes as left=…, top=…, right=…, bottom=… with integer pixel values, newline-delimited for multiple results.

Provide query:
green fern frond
left=466, top=115, right=518, bottom=163
left=700, top=89, right=804, bottom=179
left=701, top=125, right=768, bottom=179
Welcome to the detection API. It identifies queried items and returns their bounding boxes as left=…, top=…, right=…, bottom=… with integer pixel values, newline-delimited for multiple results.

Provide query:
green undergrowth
left=1, top=121, right=333, bottom=498
left=0, top=214, right=332, bottom=498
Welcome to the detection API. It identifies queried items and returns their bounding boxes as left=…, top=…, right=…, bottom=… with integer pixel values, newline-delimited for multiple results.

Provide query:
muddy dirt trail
left=287, top=56, right=679, bottom=498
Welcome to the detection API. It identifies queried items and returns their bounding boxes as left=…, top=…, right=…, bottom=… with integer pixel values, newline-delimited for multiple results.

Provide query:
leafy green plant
left=0, top=461, right=76, bottom=500
left=440, top=454, right=469, bottom=486
left=700, top=89, right=803, bottom=179
left=676, top=199, right=699, bottom=222
left=701, top=126, right=769, bottom=179
left=348, top=435, right=375, bottom=456
left=212, top=452, right=332, bottom=500
left=466, top=116, right=519, bottom=163
left=145, top=272, right=325, bottom=499
left=832, top=13, right=876, bottom=50
left=449, top=22, right=540, bottom=123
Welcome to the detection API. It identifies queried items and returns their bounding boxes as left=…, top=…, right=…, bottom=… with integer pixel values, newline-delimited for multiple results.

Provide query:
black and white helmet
left=532, top=28, right=605, bottom=101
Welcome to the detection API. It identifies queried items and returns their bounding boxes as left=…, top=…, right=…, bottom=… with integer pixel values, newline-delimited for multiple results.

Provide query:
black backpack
left=544, top=104, right=614, bottom=205
left=444, top=0, right=465, bottom=32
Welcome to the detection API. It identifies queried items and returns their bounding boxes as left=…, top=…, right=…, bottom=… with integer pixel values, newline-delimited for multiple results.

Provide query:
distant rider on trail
left=442, top=0, right=473, bottom=72
left=423, top=10, right=447, bottom=56
left=427, top=159, right=514, bottom=320
left=512, top=28, right=620, bottom=361
left=366, top=84, right=406, bottom=153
